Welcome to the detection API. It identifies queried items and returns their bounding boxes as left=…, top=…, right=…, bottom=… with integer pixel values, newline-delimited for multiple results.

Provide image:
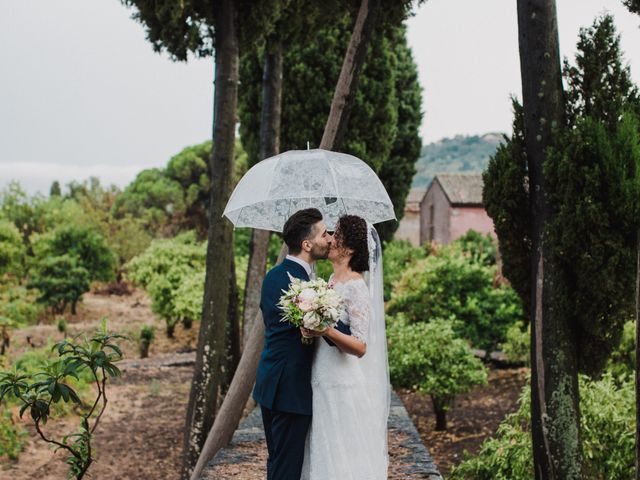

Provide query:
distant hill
left=411, top=133, right=503, bottom=189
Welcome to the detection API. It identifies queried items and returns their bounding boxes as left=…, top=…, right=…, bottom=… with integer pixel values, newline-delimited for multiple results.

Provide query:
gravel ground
left=202, top=393, right=442, bottom=480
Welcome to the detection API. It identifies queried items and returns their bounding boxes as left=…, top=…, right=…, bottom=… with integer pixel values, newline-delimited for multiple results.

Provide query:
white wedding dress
left=301, top=226, right=390, bottom=480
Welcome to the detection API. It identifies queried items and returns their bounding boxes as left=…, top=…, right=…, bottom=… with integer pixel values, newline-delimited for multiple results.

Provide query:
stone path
left=201, top=392, right=443, bottom=480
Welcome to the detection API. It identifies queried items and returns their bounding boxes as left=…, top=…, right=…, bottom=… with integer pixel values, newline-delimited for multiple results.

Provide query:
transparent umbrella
left=223, top=149, right=396, bottom=231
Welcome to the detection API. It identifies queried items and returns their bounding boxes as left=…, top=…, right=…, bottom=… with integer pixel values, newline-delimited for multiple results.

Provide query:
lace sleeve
left=345, top=281, right=372, bottom=344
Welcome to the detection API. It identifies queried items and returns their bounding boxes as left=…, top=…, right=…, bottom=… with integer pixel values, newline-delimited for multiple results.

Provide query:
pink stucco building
left=420, top=173, right=495, bottom=245
left=395, top=173, right=496, bottom=246
left=393, top=188, right=425, bottom=246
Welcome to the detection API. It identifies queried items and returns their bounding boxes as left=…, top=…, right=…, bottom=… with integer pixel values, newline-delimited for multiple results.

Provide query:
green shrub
left=449, top=373, right=635, bottom=480
left=127, top=232, right=205, bottom=335
left=140, top=325, right=155, bottom=343
left=172, top=270, right=203, bottom=329
left=0, top=284, right=42, bottom=326
left=387, top=245, right=525, bottom=352
left=139, top=325, right=155, bottom=358
left=126, top=231, right=205, bottom=288
left=382, top=240, right=428, bottom=300
left=500, top=321, right=530, bottom=366
left=606, top=320, right=635, bottom=379
left=28, top=255, right=91, bottom=315
left=0, top=409, right=27, bottom=460
left=57, top=317, right=68, bottom=335
left=107, top=215, right=153, bottom=267
left=451, top=230, right=497, bottom=266
left=0, top=219, right=26, bottom=280
left=387, top=316, right=488, bottom=430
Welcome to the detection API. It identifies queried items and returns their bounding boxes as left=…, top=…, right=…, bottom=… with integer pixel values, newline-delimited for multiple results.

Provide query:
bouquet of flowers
left=278, top=274, right=345, bottom=344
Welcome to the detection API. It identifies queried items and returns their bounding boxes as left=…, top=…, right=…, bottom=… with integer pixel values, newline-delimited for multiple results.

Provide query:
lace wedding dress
left=300, top=275, right=389, bottom=480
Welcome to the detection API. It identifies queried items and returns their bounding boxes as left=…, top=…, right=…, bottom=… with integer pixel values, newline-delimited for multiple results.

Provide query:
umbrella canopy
left=223, top=149, right=396, bottom=232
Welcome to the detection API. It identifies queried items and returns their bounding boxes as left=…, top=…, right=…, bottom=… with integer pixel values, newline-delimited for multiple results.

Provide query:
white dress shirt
left=285, top=255, right=316, bottom=279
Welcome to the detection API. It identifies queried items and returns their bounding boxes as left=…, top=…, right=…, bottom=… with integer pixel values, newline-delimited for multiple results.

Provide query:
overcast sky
left=1, top=1, right=639, bottom=194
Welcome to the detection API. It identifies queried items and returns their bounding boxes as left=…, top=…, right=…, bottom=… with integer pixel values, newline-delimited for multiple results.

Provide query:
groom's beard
left=309, top=243, right=330, bottom=261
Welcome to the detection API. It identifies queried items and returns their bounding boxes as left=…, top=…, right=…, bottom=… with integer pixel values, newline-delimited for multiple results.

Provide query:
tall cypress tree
left=485, top=13, right=640, bottom=478
left=238, top=21, right=422, bottom=242
left=376, top=26, right=423, bottom=242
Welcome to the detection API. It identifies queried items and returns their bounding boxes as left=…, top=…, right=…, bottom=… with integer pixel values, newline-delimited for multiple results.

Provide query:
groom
left=253, top=208, right=331, bottom=480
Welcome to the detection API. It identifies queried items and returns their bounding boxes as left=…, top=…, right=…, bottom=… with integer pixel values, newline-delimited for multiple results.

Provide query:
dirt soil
left=398, top=367, right=530, bottom=477
left=1, top=290, right=197, bottom=480
left=1, top=290, right=528, bottom=479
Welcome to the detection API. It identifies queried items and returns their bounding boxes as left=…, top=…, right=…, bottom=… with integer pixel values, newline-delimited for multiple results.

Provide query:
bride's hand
left=300, top=327, right=326, bottom=338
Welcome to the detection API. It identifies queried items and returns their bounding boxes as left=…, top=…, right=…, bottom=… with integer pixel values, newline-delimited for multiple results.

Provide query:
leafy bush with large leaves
left=0, top=322, right=126, bottom=477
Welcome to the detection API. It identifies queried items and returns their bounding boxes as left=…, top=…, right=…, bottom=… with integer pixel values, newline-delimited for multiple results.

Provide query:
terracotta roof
left=433, top=173, right=484, bottom=205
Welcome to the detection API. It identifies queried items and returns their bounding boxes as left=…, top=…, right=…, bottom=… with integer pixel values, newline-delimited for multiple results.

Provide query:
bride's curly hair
left=335, top=215, right=369, bottom=272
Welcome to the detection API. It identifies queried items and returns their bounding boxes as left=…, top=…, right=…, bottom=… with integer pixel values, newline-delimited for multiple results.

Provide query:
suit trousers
left=260, top=405, right=311, bottom=480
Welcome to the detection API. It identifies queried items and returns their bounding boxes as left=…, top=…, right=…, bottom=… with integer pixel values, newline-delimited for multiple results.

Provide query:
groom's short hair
left=283, top=208, right=323, bottom=254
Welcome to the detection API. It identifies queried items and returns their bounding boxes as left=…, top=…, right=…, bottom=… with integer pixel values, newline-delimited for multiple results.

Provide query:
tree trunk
left=242, top=38, right=283, bottom=346
left=188, top=1, right=381, bottom=477
left=431, top=396, right=448, bottom=431
left=635, top=229, right=639, bottom=480
left=225, top=253, right=241, bottom=390
left=516, top=1, right=582, bottom=479
left=188, top=247, right=288, bottom=480
left=180, top=0, right=238, bottom=478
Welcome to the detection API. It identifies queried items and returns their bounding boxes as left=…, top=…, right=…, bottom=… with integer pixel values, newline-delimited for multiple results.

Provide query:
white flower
left=298, top=288, right=317, bottom=302
left=303, top=311, right=321, bottom=329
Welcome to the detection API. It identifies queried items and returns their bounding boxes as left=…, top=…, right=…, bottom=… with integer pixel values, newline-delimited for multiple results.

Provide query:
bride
left=300, top=214, right=390, bottom=480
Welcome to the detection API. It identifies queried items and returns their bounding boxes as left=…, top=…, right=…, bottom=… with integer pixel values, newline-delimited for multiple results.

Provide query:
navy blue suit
left=253, top=259, right=313, bottom=480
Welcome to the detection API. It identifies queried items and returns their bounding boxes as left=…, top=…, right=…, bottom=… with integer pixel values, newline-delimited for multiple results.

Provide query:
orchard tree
left=387, top=317, right=488, bottom=430
left=29, top=255, right=91, bottom=315
left=0, top=182, right=48, bottom=247
left=31, top=225, right=116, bottom=283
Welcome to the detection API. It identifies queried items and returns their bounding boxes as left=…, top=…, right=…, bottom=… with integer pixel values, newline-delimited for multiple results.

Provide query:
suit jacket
left=253, top=259, right=314, bottom=415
